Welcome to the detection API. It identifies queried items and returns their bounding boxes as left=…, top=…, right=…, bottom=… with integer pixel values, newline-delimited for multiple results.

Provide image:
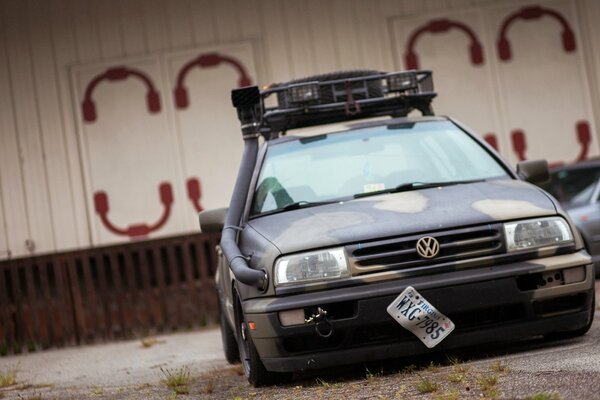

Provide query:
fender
left=82, top=66, right=161, bottom=123
left=497, top=5, right=576, bottom=61
left=174, top=52, right=252, bottom=109
left=404, top=18, right=484, bottom=69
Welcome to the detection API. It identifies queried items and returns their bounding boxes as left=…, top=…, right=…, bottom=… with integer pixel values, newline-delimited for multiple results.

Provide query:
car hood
left=247, top=180, right=557, bottom=254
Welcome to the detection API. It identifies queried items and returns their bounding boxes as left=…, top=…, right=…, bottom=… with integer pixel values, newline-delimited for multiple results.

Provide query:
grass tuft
left=90, top=385, right=104, bottom=395
left=415, top=376, right=439, bottom=394
left=0, top=365, right=17, bottom=388
left=445, top=354, right=462, bottom=365
left=526, top=392, right=562, bottom=400
left=434, top=390, right=460, bottom=400
left=315, top=377, right=329, bottom=388
left=365, top=367, right=383, bottom=382
left=477, top=374, right=499, bottom=397
left=402, top=364, right=417, bottom=374
left=426, top=361, right=440, bottom=372
left=477, top=374, right=498, bottom=390
left=490, top=361, right=510, bottom=373
left=452, top=362, right=470, bottom=374
left=160, top=365, right=191, bottom=395
left=447, top=373, right=465, bottom=383
left=203, top=370, right=216, bottom=394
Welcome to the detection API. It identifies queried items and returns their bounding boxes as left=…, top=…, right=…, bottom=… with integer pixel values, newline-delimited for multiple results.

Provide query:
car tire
left=546, top=292, right=595, bottom=340
left=234, top=295, right=291, bottom=387
left=219, top=298, right=240, bottom=364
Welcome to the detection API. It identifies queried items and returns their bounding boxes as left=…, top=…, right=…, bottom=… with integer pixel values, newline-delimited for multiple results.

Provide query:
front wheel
left=219, top=298, right=239, bottom=363
left=234, top=296, right=290, bottom=387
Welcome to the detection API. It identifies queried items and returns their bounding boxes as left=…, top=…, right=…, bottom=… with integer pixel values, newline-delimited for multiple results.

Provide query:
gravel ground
left=1, top=284, right=599, bottom=400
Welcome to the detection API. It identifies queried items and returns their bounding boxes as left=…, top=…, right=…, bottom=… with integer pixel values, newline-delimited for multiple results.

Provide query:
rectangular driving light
left=387, top=72, right=418, bottom=93
left=286, top=82, right=320, bottom=104
left=278, top=309, right=305, bottom=326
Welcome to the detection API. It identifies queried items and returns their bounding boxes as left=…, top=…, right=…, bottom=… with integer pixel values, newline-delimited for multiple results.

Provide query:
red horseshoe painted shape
left=173, top=53, right=253, bottom=109
left=93, top=182, right=173, bottom=238
left=511, top=121, right=591, bottom=166
left=497, top=5, right=576, bottom=61
left=186, top=177, right=204, bottom=213
left=82, top=66, right=162, bottom=122
left=404, top=18, right=484, bottom=70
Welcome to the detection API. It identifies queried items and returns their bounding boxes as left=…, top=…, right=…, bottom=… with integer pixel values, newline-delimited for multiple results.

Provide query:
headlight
left=504, top=216, right=573, bottom=252
left=275, top=248, right=349, bottom=286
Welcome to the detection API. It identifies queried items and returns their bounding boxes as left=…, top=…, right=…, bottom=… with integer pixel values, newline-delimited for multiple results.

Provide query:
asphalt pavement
left=1, top=282, right=599, bottom=398
left=0, top=329, right=227, bottom=388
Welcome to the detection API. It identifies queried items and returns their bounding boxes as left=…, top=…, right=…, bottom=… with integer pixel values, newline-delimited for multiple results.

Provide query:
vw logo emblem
left=416, top=236, right=440, bottom=259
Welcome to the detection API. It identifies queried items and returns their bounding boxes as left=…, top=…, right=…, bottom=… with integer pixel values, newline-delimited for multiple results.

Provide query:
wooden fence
left=0, top=232, right=220, bottom=356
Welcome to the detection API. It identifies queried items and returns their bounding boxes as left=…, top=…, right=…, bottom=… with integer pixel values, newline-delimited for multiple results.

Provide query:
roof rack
left=231, top=70, right=436, bottom=140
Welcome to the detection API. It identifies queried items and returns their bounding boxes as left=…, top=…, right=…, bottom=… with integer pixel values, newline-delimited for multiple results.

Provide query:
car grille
left=347, top=224, right=504, bottom=273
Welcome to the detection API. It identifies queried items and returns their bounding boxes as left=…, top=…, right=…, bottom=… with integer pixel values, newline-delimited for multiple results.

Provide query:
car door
left=568, top=178, right=600, bottom=266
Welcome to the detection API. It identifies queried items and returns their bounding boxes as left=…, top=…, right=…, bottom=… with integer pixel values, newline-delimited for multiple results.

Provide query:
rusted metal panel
left=0, top=233, right=219, bottom=355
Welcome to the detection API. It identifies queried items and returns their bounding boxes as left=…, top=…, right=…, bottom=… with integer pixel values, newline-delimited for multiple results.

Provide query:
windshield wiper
left=281, top=200, right=338, bottom=211
left=354, top=179, right=485, bottom=199
left=252, top=199, right=342, bottom=218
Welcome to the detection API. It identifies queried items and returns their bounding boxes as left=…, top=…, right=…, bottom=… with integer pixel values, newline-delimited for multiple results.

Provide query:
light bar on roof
left=286, top=82, right=320, bottom=104
left=386, top=71, right=418, bottom=93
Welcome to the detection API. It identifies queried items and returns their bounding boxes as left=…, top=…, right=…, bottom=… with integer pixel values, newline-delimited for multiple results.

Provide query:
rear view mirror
left=199, top=207, right=228, bottom=233
left=516, top=159, right=549, bottom=184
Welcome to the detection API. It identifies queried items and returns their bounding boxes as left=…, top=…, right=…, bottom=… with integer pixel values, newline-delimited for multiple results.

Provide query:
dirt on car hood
left=247, top=179, right=557, bottom=254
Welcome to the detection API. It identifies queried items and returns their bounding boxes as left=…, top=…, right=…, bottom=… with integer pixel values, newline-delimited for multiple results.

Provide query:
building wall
left=1, top=0, right=599, bottom=260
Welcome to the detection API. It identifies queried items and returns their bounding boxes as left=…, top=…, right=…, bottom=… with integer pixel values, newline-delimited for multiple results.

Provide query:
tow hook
left=305, top=307, right=333, bottom=338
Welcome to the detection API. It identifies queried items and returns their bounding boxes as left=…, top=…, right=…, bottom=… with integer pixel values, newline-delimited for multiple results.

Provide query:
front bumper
left=244, top=251, right=595, bottom=372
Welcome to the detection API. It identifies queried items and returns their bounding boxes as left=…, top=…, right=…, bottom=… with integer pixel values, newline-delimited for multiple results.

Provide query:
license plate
left=387, top=286, right=455, bottom=348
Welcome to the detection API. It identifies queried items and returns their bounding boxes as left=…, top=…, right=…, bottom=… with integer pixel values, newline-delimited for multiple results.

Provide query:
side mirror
left=199, top=208, right=228, bottom=233
left=516, top=159, right=549, bottom=184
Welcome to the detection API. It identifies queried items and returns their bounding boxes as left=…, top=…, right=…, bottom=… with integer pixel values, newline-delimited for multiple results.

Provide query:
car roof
left=265, top=115, right=450, bottom=146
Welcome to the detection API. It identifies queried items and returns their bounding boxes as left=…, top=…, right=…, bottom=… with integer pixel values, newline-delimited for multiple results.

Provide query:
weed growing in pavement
left=203, top=369, right=216, bottom=394
left=477, top=374, right=499, bottom=397
left=477, top=374, right=498, bottom=389
left=415, top=375, right=439, bottom=394
left=434, top=390, right=460, bottom=400
left=490, top=361, right=510, bottom=373
left=140, top=337, right=159, bottom=348
left=365, top=367, right=383, bottom=382
left=402, top=364, right=417, bottom=374
left=160, top=365, right=191, bottom=395
left=426, top=361, right=440, bottom=372
left=17, top=394, right=44, bottom=400
left=447, top=373, right=466, bottom=383
left=445, top=354, right=462, bottom=366
left=0, top=365, right=17, bottom=387
left=15, top=395, right=42, bottom=400
left=90, top=385, right=104, bottom=395
left=526, top=392, right=562, bottom=400
left=315, top=377, right=329, bottom=388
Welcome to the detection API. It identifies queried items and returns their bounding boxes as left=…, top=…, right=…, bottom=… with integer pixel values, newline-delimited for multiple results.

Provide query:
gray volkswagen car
left=200, top=70, right=595, bottom=386
left=539, top=159, right=600, bottom=275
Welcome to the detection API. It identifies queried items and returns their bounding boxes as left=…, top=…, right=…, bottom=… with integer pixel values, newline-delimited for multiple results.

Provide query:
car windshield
left=540, top=166, right=600, bottom=205
left=568, top=179, right=597, bottom=207
left=250, top=120, right=509, bottom=216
